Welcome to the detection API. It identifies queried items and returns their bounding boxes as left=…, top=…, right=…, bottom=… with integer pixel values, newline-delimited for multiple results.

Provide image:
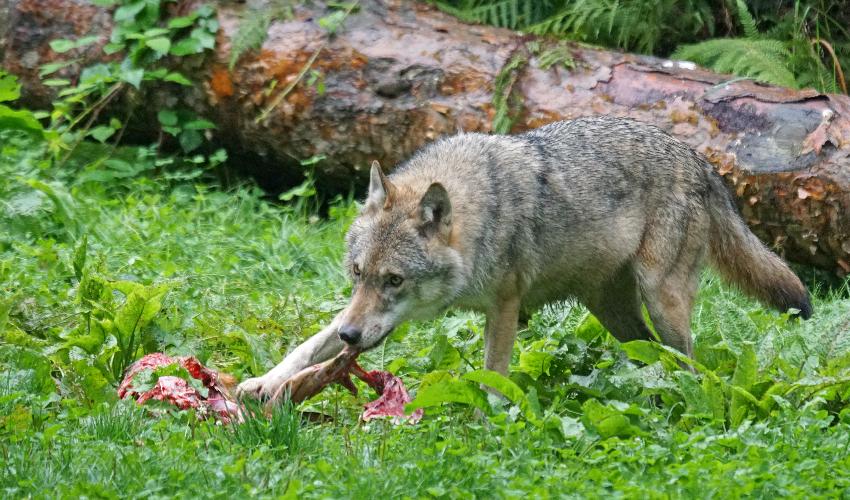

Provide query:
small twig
left=811, top=38, right=847, bottom=94
left=255, top=0, right=359, bottom=124
left=59, top=82, right=125, bottom=165
left=108, top=106, right=134, bottom=156
left=255, top=44, right=325, bottom=124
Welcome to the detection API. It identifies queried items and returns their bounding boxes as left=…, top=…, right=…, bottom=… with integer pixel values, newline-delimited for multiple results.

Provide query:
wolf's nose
left=337, top=325, right=362, bottom=345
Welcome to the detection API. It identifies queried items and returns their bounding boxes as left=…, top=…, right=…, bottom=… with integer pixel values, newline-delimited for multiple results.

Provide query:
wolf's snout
left=337, top=324, right=362, bottom=345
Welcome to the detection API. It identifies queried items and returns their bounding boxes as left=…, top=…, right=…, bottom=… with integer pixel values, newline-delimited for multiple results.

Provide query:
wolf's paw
left=236, top=374, right=287, bottom=401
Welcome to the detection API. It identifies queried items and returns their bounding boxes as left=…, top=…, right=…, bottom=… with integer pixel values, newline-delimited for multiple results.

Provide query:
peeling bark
left=2, top=0, right=850, bottom=274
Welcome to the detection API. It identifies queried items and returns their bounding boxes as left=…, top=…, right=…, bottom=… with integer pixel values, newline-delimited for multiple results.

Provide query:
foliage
left=0, top=72, right=53, bottom=139
left=41, top=0, right=219, bottom=160
left=673, top=0, right=800, bottom=88
left=229, top=0, right=295, bottom=69
left=434, top=0, right=850, bottom=93
left=2, top=128, right=850, bottom=495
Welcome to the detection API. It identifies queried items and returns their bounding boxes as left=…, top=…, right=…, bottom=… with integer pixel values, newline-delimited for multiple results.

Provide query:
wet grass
left=2, top=132, right=850, bottom=498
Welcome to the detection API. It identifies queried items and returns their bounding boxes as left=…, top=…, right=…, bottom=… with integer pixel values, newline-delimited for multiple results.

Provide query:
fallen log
left=2, top=0, right=849, bottom=274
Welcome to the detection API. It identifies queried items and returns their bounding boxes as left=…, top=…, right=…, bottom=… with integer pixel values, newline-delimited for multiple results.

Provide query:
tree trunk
left=2, top=0, right=850, bottom=274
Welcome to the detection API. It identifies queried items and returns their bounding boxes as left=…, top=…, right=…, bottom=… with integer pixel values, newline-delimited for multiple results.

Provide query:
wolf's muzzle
left=337, top=324, right=362, bottom=345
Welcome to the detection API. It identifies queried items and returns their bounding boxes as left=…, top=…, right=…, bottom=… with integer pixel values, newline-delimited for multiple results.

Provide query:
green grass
left=2, top=130, right=850, bottom=498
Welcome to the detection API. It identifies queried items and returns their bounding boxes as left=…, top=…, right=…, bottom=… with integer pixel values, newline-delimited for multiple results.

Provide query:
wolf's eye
left=386, top=274, right=404, bottom=287
left=352, top=264, right=361, bottom=277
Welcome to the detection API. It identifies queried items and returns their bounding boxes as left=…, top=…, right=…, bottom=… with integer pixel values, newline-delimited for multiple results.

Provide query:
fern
left=435, top=0, right=849, bottom=94
left=528, top=0, right=713, bottom=55
left=229, top=1, right=293, bottom=69
left=434, top=0, right=552, bottom=30
left=735, top=0, right=759, bottom=39
left=672, top=1, right=799, bottom=89
left=673, top=39, right=798, bottom=88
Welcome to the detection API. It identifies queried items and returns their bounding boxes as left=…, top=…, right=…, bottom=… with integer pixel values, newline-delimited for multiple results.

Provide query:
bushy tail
left=707, top=174, right=813, bottom=319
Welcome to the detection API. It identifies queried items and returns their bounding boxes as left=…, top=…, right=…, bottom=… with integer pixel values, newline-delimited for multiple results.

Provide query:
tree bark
left=2, top=0, right=850, bottom=274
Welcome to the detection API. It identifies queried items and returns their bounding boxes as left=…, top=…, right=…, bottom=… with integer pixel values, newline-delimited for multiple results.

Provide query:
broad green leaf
left=26, top=180, right=78, bottom=233
left=170, top=38, right=202, bottom=56
left=50, top=36, right=98, bottom=53
left=462, top=370, right=525, bottom=404
left=89, top=125, right=116, bottom=143
left=406, top=377, right=488, bottom=412
left=427, top=334, right=461, bottom=371
left=49, top=39, right=76, bottom=53
left=0, top=72, right=22, bottom=101
left=143, top=28, right=169, bottom=38
left=517, top=347, right=554, bottom=380
left=184, top=119, right=216, bottom=130
left=168, top=15, right=198, bottom=29
left=73, top=235, right=88, bottom=280
left=70, top=356, right=114, bottom=403
left=145, top=37, right=171, bottom=55
left=179, top=129, right=203, bottom=153
left=675, top=370, right=710, bottom=416
left=164, top=72, right=193, bottom=86
left=575, top=313, right=606, bottom=341
left=0, top=104, right=44, bottom=135
left=39, top=60, right=78, bottom=77
left=581, top=399, right=641, bottom=439
left=621, top=340, right=661, bottom=365
left=114, top=1, right=146, bottom=22
left=62, top=322, right=107, bottom=355
left=702, top=373, right=727, bottom=422
left=121, top=68, right=145, bottom=88
left=730, top=343, right=757, bottom=425
left=42, top=79, right=71, bottom=87
left=157, top=109, right=178, bottom=126
left=113, top=283, right=171, bottom=350
left=560, top=415, right=585, bottom=439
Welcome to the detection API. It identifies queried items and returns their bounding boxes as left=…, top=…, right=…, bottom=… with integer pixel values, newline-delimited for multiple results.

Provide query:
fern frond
left=229, top=2, right=293, bottom=69
left=433, top=0, right=551, bottom=30
left=735, top=0, right=759, bottom=39
left=528, top=0, right=713, bottom=55
left=673, top=38, right=798, bottom=88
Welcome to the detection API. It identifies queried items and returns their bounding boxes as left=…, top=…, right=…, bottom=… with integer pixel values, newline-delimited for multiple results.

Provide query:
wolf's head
left=338, top=161, right=465, bottom=350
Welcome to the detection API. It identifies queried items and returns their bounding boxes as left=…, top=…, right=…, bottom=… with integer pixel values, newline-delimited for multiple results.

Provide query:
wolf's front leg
left=236, top=312, right=346, bottom=399
left=483, top=294, right=521, bottom=375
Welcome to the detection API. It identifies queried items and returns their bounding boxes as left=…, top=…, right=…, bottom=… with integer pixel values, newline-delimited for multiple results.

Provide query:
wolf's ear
left=417, top=182, right=452, bottom=240
left=366, top=160, right=396, bottom=210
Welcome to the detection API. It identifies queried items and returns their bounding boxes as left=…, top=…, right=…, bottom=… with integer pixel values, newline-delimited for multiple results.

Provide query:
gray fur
left=238, top=116, right=811, bottom=398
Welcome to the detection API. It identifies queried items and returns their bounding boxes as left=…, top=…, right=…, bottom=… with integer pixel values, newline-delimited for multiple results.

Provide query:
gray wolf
left=238, top=116, right=811, bottom=398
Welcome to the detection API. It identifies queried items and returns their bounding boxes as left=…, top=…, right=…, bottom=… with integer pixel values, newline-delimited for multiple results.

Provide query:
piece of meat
left=118, top=353, right=243, bottom=423
left=121, top=350, right=423, bottom=425
left=269, top=348, right=423, bottom=424
left=268, top=346, right=362, bottom=404
left=352, top=365, right=423, bottom=424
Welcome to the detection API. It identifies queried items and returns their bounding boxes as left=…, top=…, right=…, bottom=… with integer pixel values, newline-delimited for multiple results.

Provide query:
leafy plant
left=0, top=72, right=51, bottom=138
left=229, top=0, right=295, bottom=69
left=53, top=236, right=176, bottom=400
left=434, top=0, right=850, bottom=93
left=672, top=0, right=799, bottom=88
left=42, top=0, right=219, bottom=160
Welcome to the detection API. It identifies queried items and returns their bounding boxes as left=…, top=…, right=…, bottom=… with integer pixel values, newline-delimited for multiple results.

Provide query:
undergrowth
left=2, top=127, right=850, bottom=497
left=434, top=0, right=850, bottom=93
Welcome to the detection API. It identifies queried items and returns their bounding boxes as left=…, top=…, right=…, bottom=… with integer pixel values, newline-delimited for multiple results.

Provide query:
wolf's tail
left=706, top=172, right=812, bottom=319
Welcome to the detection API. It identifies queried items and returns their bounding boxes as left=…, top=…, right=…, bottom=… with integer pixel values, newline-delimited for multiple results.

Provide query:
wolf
left=237, top=116, right=812, bottom=398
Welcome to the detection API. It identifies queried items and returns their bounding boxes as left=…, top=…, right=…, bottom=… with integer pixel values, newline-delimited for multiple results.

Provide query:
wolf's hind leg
left=635, top=216, right=707, bottom=360
left=583, top=263, right=654, bottom=343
